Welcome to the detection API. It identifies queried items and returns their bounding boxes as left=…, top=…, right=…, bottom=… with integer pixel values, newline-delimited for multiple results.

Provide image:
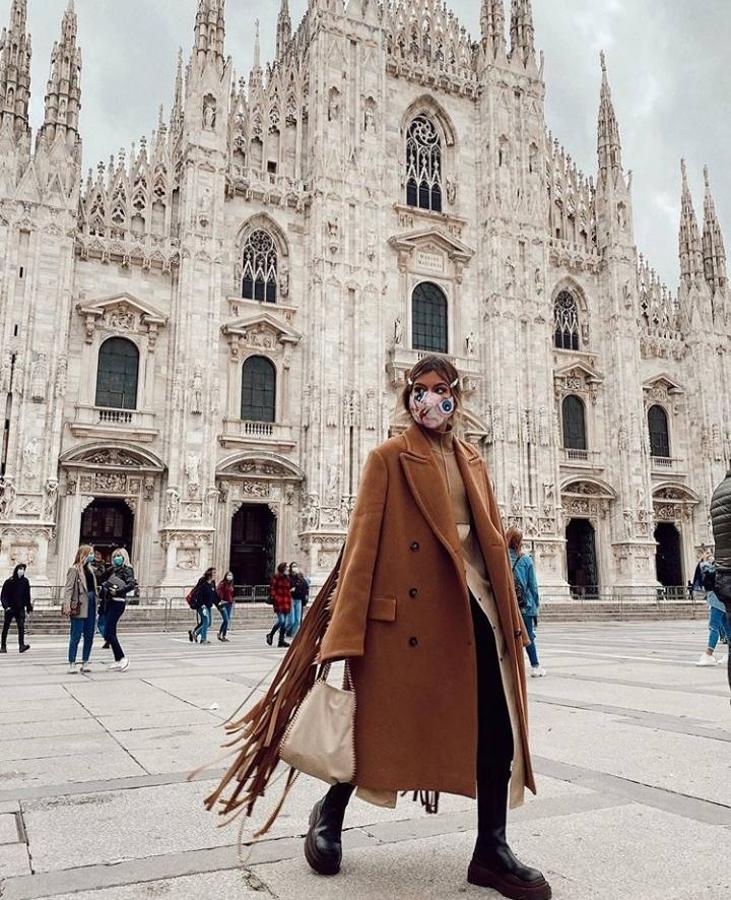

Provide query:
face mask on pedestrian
left=113, top=556, right=124, bottom=567
left=86, top=553, right=95, bottom=564
left=226, top=574, right=233, bottom=582
left=17, top=568, right=26, bottom=579
left=408, top=381, right=458, bottom=430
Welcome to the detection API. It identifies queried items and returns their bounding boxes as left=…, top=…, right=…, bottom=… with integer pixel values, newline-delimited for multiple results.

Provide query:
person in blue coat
left=506, top=528, right=545, bottom=678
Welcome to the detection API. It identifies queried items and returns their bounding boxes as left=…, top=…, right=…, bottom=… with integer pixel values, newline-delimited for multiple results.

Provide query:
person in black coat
left=1, top=564, right=32, bottom=653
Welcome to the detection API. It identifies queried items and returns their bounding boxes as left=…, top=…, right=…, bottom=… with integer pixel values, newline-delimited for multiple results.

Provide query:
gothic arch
left=401, top=94, right=457, bottom=149
left=235, top=213, right=289, bottom=259
left=551, top=277, right=590, bottom=348
left=652, top=483, right=700, bottom=504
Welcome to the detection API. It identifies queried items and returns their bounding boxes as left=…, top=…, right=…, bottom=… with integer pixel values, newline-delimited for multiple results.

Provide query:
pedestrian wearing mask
left=63, top=545, right=98, bottom=674
left=1, top=564, right=32, bottom=654
left=266, top=563, right=292, bottom=648
left=189, top=568, right=217, bottom=644
left=287, top=562, right=309, bottom=638
left=211, top=356, right=550, bottom=900
left=217, top=572, right=235, bottom=642
left=101, top=548, right=137, bottom=672
left=506, top=529, right=545, bottom=678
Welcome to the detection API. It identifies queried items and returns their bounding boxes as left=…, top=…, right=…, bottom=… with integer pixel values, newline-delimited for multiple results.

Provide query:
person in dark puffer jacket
left=710, top=468, right=731, bottom=694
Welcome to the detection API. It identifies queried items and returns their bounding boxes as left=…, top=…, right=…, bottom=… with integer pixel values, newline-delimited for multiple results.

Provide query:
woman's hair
left=202, top=567, right=215, bottom=581
left=505, top=527, right=523, bottom=552
left=276, top=562, right=288, bottom=575
left=401, top=354, right=463, bottom=416
left=111, top=548, right=131, bottom=567
left=73, top=545, right=94, bottom=570
left=289, top=562, right=300, bottom=574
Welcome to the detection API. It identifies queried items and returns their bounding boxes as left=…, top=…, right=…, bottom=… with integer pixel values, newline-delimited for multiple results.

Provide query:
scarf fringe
left=202, top=548, right=344, bottom=837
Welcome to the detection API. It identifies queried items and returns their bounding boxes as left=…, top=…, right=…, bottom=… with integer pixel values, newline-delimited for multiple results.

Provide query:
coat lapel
left=399, top=424, right=464, bottom=575
left=454, top=442, right=505, bottom=551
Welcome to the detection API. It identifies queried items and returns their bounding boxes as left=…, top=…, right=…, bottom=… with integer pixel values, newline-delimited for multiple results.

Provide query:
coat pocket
left=367, top=595, right=397, bottom=622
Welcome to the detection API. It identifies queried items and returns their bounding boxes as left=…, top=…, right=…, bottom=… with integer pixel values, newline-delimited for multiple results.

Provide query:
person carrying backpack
left=506, top=527, right=545, bottom=678
left=696, top=556, right=730, bottom=667
left=1, top=563, right=32, bottom=654
left=188, top=568, right=218, bottom=644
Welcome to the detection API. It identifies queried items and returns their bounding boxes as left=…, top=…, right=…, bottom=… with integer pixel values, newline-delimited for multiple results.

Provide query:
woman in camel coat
left=306, top=355, right=551, bottom=900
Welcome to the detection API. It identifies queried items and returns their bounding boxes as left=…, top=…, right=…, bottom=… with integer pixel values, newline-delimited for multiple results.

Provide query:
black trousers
left=325, top=594, right=515, bottom=827
left=2, top=608, right=26, bottom=649
left=105, top=601, right=126, bottom=662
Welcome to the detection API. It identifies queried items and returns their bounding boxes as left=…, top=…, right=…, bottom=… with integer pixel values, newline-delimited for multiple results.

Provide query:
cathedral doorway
left=80, top=499, right=134, bottom=565
left=566, top=519, right=599, bottom=597
left=654, top=522, right=683, bottom=589
left=230, top=504, right=276, bottom=588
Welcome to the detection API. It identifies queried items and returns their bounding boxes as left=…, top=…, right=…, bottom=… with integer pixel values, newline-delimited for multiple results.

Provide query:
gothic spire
left=679, top=159, right=704, bottom=286
left=481, top=0, right=506, bottom=57
left=509, top=0, right=535, bottom=67
left=194, top=0, right=225, bottom=64
left=37, top=0, right=82, bottom=150
left=169, top=46, right=184, bottom=137
left=276, top=0, right=292, bottom=61
left=702, top=165, right=727, bottom=294
left=0, top=0, right=32, bottom=139
left=597, top=51, right=622, bottom=184
left=249, top=19, right=262, bottom=93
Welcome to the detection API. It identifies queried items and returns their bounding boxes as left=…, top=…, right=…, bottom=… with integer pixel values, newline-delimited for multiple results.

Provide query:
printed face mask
left=113, top=556, right=124, bottom=567
left=409, top=385, right=456, bottom=430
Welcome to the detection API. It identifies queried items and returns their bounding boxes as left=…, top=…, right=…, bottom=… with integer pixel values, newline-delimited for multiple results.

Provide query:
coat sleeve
left=525, top=557, right=540, bottom=610
left=62, top=567, right=78, bottom=602
left=320, top=449, right=388, bottom=662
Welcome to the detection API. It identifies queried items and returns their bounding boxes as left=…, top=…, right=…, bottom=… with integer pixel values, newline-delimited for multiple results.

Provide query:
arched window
left=241, top=356, right=276, bottom=423
left=405, top=115, right=443, bottom=213
left=95, top=338, right=139, bottom=410
left=242, top=230, right=278, bottom=303
left=412, top=282, right=448, bottom=353
left=562, top=395, right=587, bottom=450
left=648, top=405, right=670, bottom=458
left=554, top=290, right=580, bottom=350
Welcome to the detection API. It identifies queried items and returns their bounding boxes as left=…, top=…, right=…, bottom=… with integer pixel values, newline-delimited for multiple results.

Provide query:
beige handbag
left=279, top=662, right=356, bottom=785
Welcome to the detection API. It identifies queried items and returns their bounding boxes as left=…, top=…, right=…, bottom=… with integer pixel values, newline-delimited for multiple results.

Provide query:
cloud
left=18, top=0, right=730, bottom=287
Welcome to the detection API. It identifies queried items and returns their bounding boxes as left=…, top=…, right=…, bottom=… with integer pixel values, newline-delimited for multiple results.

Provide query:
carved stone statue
left=191, top=369, right=203, bottom=415
left=22, top=437, right=41, bottom=479
left=165, top=487, right=181, bottom=526
left=203, top=95, right=216, bottom=130
left=328, top=88, right=340, bottom=122
left=394, top=316, right=404, bottom=346
left=364, top=101, right=376, bottom=134
left=31, top=354, right=48, bottom=402
left=43, top=479, right=59, bottom=520
left=185, top=453, right=201, bottom=498
left=0, top=476, right=16, bottom=518
left=465, top=331, right=476, bottom=357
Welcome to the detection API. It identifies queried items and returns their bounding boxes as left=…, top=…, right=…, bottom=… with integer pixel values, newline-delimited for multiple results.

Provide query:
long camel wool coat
left=320, top=423, right=536, bottom=801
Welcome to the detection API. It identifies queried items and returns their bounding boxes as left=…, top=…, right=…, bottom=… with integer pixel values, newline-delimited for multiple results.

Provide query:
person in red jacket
left=217, top=572, right=235, bottom=642
left=266, top=563, right=292, bottom=648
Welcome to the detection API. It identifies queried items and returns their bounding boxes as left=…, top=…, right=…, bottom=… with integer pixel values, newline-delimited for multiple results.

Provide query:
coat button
left=514, top=629, right=522, bottom=639
left=409, top=588, right=418, bottom=598
left=410, top=542, right=420, bottom=551
left=408, top=637, right=418, bottom=647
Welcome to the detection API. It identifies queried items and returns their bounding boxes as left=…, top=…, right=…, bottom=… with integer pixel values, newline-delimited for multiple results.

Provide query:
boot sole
left=467, top=861, right=552, bottom=900
left=304, top=802, right=342, bottom=876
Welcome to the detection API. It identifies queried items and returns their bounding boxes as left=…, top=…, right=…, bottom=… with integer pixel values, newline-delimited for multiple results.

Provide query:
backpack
left=702, top=565, right=717, bottom=592
left=512, top=556, right=527, bottom=611
left=186, top=588, right=200, bottom=610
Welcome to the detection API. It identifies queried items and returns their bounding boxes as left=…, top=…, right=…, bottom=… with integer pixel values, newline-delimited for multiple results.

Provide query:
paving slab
left=0, top=748, right=146, bottom=792
left=0, top=813, right=20, bottom=844
left=48, top=871, right=265, bottom=900
left=0, top=842, right=30, bottom=878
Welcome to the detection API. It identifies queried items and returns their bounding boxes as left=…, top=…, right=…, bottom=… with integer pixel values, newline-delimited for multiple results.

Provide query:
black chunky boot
left=468, top=772, right=551, bottom=900
left=304, top=783, right=355, bottom=876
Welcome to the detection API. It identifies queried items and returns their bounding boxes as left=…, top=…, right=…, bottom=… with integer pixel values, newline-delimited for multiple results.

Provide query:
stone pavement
left=0, top=617, right=728, bottom=900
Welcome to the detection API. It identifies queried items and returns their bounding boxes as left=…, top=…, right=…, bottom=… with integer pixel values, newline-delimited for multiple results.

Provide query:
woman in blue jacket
left=506, top=528, right=545, bottom=677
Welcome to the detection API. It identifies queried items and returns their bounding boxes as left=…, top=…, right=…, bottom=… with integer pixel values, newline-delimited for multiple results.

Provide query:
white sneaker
left=80, top=663, right=92, bottom=673
left=118, top=658, right=129, bottom=672
left=530, top=666, right=547, bottom=678
left=67, top=663, right=79, bottom=674
left=696, top=653, right=718, bottom=667
left=109, top=661, right=122, bottom=671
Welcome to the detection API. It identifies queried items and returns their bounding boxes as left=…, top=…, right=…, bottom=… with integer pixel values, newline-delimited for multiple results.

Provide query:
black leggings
left=105, top=601, right=126, bottom=662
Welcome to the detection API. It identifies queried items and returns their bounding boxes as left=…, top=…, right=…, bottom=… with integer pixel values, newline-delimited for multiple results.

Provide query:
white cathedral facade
left=0, top=0, right=729, bottom=595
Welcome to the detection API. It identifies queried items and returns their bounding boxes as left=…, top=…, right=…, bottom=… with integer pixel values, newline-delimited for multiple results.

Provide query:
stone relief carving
left=22, top=438, right=41, bottom=479
left=185, top=453, right=201, bottom=499
left=31, top=354, right=48, bottom=402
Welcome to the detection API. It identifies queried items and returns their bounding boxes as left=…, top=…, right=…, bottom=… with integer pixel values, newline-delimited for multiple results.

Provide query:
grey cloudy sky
left=18, top=0, right=731, bottom=287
